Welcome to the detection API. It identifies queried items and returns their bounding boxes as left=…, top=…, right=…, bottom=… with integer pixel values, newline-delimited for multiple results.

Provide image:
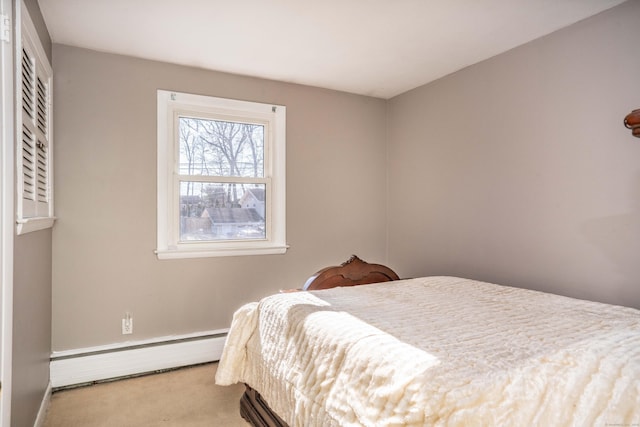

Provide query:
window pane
left=178, top=117, right=264, bottom=178
left=179, top=181, right=266, bottom=241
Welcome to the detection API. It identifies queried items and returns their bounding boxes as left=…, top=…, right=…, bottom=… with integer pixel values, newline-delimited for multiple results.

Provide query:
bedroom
left=1, top=0, right=639, bottom=426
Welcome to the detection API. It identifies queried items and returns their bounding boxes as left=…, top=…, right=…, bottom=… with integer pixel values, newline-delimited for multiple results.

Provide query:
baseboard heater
left=50, top=329, right=228, bottom=389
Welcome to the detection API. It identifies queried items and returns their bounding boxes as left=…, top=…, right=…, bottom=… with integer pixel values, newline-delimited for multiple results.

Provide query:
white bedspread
left=215, top=276, right=640, bottom=426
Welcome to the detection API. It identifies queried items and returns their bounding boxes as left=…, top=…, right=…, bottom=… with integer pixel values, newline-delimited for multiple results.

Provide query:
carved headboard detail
left=302, top=255, right=400, bottom=291
left=624, top=109, right=640, bottom=138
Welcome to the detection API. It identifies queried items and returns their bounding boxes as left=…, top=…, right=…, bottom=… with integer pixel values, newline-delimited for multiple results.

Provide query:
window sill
left=16, top=217, right=56, bottom=235
left=155, top=243, right=289, bottom=260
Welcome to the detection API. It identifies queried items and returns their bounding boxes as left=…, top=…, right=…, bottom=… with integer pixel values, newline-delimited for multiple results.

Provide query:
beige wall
left=387, top=1, right=640, bottom=308
left=12, top=1, right=53, bottom=426
left=52, top=45, right=388, bottom=350
left=12, top=230, right=52, bottom=427
left=52, top=1, right=640, bottom=354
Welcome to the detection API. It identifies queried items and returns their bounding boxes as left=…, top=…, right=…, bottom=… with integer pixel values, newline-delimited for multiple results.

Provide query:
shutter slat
left=21, top=125, right=36, bottom=201
left=21, top=48, right=35, bottom=121
left=36, top=76, right=47, bottom=135
left=36, top=140, right=48, bottom=202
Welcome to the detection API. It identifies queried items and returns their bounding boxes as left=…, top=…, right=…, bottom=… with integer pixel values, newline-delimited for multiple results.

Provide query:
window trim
left=156, top=90, right=287, bottom=259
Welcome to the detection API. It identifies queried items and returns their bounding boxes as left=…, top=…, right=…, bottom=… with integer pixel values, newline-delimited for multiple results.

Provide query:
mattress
left=215, top=276, right=640, bottom=426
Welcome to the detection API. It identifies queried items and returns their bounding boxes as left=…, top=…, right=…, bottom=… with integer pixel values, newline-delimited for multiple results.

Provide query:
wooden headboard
left=302, top=255, right=400, bottom=291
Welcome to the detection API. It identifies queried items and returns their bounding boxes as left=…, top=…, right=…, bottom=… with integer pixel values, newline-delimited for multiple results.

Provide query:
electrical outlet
left=122, top=313, right=133, bottom=335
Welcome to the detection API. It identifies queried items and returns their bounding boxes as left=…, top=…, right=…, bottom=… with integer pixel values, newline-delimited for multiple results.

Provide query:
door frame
left=0, top=0, right=15, bottom=424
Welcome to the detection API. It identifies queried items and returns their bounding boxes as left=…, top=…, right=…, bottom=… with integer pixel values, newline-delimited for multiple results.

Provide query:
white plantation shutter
left=16, top=2, right=54, bottom=234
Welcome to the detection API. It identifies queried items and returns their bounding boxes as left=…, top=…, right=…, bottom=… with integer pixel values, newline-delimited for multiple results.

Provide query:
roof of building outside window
left=203, top=207, right=263, bottom=223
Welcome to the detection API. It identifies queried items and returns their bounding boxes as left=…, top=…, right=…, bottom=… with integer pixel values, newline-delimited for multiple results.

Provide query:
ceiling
left=38, top=0, right=626, bottom=99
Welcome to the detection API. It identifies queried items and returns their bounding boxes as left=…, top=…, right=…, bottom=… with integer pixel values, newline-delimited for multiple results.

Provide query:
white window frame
left=156, top=90, right=287, bottom=259
left=15, top=1, right=54, bottom=234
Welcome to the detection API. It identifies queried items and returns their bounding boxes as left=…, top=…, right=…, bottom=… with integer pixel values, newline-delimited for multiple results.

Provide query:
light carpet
left=43, top=363, right=248, bottom=427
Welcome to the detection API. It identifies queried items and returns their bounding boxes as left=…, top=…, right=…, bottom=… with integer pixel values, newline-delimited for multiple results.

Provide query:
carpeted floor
left=43, top=363, right=248, bottom=426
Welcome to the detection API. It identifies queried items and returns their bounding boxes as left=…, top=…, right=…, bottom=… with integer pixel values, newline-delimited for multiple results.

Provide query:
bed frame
left=302, top=255, right=400, bottom=291
left=240, top=385, right=288, bottom=427
left=239, top=255, right=399, bottom=427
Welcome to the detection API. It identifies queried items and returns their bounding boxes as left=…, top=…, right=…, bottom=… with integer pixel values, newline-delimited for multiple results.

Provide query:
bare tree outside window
left=178, top=116, right=266, bottom=241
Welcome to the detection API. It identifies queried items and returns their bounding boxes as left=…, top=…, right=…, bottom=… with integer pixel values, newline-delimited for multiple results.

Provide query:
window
left=15, top=2, right=54, bottom=235
left=156, top=90, right=287, bottom=259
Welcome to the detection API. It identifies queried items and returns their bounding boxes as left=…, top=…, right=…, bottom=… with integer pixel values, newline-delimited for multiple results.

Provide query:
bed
left=215, top=256, right=640, bottom=426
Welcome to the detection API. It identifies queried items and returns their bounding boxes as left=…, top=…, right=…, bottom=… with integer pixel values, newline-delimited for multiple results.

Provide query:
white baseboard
left=33, top=381, right=51, bottom=427
left=50, top=330, right=228, bottom=388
